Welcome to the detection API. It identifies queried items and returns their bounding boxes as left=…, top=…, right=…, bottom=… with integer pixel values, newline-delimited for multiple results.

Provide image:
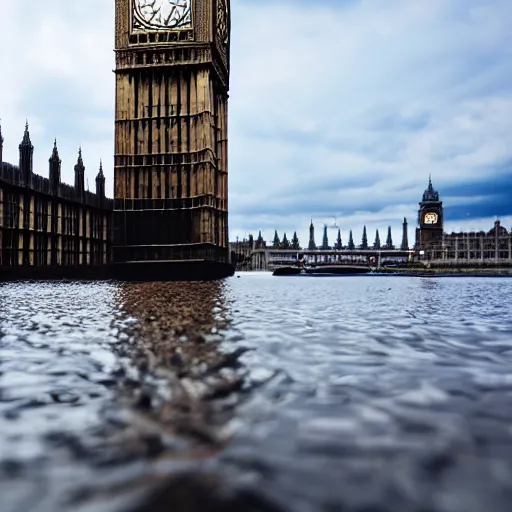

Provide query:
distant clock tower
left=416, top=176, right=443, bottom=249
left=113, top=0, right=231, bottom=278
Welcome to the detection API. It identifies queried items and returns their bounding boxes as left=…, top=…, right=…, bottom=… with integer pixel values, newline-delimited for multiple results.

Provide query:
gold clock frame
left=423, top=212, right=439, bottom=225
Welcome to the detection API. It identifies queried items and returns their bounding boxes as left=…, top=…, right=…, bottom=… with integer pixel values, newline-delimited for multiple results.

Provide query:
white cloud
left=228, top=0, right=512, bottom=244
left=0, top=1, right=114, bottom=191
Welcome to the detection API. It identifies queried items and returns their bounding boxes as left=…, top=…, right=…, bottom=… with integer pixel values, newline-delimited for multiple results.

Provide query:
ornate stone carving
left=216, top=0, right=229, bottom=48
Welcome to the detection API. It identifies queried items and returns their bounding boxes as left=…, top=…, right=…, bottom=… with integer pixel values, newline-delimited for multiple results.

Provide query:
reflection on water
left=112, top=281, right=244, bottom=445
left=0, top=280, right=243, bottom=512
left=1, top=274, right=512, bottom=512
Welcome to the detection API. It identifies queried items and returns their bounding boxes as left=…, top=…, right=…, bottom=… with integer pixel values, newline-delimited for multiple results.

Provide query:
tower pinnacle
left=19, top=120, right=34, bottom=183
left=96, top=159, right=106, bottom=198
left=49, top=138, right=61, bottom=189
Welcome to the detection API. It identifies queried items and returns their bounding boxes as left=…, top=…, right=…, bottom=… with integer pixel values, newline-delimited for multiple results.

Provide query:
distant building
left=415, top=177, right=512, bottom=262
left=228, top=177, right=512, bottom=271
left=308, top=220, right=316, bottom=250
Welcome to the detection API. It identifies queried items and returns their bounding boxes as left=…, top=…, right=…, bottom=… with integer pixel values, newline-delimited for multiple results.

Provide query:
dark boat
left=273, top=266, right=302, bottom=276
left=273, top=264, right=372, bottom=276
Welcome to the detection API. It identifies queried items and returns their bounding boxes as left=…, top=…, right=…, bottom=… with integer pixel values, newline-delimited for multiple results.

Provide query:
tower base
left=112, top=260, right=235, bottom=282
left=0, top=261, right=235, bottom=283
left=0, top=265, right=113, bottom=282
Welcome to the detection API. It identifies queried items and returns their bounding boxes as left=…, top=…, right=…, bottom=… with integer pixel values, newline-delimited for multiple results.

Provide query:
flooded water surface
left=1, top=274, right=512, bottom=512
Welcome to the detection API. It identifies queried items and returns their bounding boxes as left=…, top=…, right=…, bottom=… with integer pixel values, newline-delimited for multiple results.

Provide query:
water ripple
left=215, top=273, right=512, bottom=512
left=2, top=275, right=512, bottom=512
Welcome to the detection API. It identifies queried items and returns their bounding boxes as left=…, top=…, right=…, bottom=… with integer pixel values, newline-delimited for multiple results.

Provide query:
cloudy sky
left=1, top=0, right=511, bottom=247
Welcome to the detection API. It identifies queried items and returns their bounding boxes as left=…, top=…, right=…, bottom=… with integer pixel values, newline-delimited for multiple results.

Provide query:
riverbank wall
left=377, top=262, right=512, bottom=277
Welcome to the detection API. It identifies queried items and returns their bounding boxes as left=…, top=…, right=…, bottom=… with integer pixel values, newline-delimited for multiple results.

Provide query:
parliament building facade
left=0, top=124, right=112, bottom=275
left=1, top=0, right=234, bottom=280
left=415, top=178, right=512, bottom=263
left=231, top=178, right=512, bottom=270
left=2, top=123, right=511, bottom=277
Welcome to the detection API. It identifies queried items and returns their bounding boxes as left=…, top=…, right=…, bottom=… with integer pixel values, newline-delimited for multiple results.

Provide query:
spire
left=273, top=230, right=280, bottom=248
left=360, top=225, right=368, bottom=249
left=96, top=160, right=105, bottom=198
left=49, top=138, right=61, bottom=190
left=401, top=217, right=409, bottom=250
left=282, top=232, right=290, bottom=249
left=95, top=159, right=106, bottom=198
left=336, top=228, right=342, bottom=250
left=321, top=224, right=329, bottom=249
left=51, top=138, right=59, bottom=159
left=19, top=120, right=34, bottom=183
left=422, top=175, right=439, bottom=202
left=74, top=147, right=85, bottom=198
left=75, top=147, right=85, bottom=173
left=348, top=230, right=355, bottom=250
left=21, top=120, right=32, bottom=146
left=385, top=226, right=394, bottom=249
left=308, top=220, right=316, bottom=250
left=97, top=159, right=104, bottom=178
left=256, top=230, right=264, bottom=248
left=291, top=231, right=300, bottom=250
left=374, top=229, right=381, bottom=249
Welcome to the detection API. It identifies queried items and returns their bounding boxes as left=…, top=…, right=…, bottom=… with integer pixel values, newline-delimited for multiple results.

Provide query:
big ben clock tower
left=113, top=0, right=232, bottom=279
left=415, top=176, right=444, bottom=250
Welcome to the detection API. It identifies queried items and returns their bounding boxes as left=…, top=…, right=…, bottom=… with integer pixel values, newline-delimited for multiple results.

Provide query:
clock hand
left=164, top=6, right=177, bottom=26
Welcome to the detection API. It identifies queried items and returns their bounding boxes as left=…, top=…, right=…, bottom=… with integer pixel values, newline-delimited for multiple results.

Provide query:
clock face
left=133, top=0, right=192, bottom=31
left=423, top=212, right=439, bottom=225
left=217, top=0, right=229, bottom=47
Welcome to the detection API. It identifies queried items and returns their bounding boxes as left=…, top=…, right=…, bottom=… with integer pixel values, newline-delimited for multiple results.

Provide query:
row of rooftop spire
left=247, top=218, right=410, bottom=251
left=0, top=121, right=105, bottom=198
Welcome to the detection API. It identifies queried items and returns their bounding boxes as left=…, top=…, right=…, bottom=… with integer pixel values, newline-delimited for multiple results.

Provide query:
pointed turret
left=273, top=230, right=280, bottom=248
left=348, top=230, right=355, bottom=250
left=49, top=139, right=61, bottom=192
left=336, top=228, right=342, bottom=250
left=308, top=219, right=316, bottom=250
left=401, top=217, right=409, bottom=250
left=256, top=230, right=264, bottom=248
left=74, top=147, right=85, bottom=200
left=282, top=232, right=290, bottom=249
left=385, top=226, right=394, bottom=249
left=291, top=231, right=300, bottom=250
left=19, top=120, right=34, bottom=185
left=96, top=159, right=106, bottom=199
left=321, top=224, right=329, bottom=250
left=360, top=225, right=368, bottom=249
left=374, top=229, right=381, bottom=249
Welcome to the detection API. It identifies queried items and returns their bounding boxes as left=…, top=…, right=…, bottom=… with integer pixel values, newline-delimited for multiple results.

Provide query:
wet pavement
left=1, top=274, right=512, bottom=511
